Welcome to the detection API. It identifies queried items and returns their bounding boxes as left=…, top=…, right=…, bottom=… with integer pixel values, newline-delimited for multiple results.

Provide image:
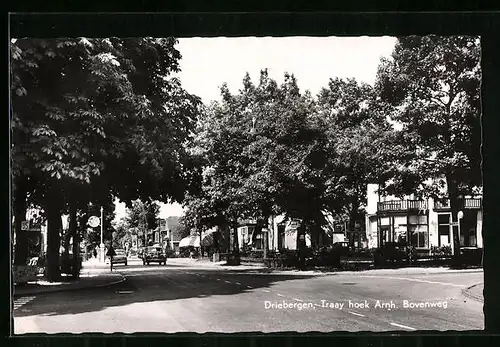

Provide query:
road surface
left=13, top=258, right=484, bottom=334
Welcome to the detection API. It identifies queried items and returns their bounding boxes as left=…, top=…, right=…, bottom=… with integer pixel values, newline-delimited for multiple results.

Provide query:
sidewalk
left=328, top=266, right=484, bottom=276
left=13, top=259, right=125, bottom=298
left=168, top=257, right=484, bottom=276
left=463, top=283, right=484, bottom=302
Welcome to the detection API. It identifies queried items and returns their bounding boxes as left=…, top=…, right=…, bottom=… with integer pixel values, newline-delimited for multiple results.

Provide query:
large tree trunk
left=199, top=228, right=203, bottom=258
left=297, top=223, right=307, bottom=270
left=45, top=188, right=63, bottom=282
left=69, top=201, right=80, bottom=278
left=13, top=176, right=28, bottom=266
left=230, top=220, right=240, bottom=265
left=218, top=222, right=229, bottom=253
left=232, top=222, right=240, bottom=255
left=78, top=212, right=90, bottom=260
left=446, top=175, right=462, bottom=264
left=348, top=201, right=360, bottom=248
left=262, top=215, right=269, bottom=259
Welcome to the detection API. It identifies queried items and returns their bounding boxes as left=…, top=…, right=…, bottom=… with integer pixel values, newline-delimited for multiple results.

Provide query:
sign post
left=87, top=214, right=102, bottom=262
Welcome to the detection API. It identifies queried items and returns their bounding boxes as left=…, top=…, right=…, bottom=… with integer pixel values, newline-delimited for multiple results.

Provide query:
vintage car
left=143, top=246, right=167, bottom=265
left=111, top=248, right=128, bottom=266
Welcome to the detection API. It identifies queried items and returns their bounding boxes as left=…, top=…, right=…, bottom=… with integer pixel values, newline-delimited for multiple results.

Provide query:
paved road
left=13, top=258, right=484, bottom=334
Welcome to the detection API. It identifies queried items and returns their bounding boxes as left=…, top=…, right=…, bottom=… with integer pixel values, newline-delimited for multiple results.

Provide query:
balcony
left=434, top=198, right=482, bottom=210
left=377, top=200, right=428, bottom=213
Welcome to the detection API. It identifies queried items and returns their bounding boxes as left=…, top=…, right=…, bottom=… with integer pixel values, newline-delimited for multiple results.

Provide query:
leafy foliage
left=316, top=78, right=396, bottom=226
left=375, top=35, right=481, bottom=198
left=11, top=37, right=201, bottom=279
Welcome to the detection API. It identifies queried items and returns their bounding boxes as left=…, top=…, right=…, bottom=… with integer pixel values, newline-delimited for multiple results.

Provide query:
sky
left=113, top=36, right=398, bottom=223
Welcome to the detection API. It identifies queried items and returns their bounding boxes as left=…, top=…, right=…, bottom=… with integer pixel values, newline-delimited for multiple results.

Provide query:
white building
left=365, top=183, right=483, bottom=253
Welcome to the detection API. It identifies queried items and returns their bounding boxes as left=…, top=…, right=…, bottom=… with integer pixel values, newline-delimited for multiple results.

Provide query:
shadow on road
left=14, top=264, right=317, bottom=318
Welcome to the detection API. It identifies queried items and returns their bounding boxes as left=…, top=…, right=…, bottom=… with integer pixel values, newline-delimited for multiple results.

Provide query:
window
left=409, top=214, right=429, bottom=248
left=438, top=213, right=451, bottom=246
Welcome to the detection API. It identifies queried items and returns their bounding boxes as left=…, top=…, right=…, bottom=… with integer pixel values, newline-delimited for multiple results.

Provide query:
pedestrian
left=93, top=249, right=97, bottom=258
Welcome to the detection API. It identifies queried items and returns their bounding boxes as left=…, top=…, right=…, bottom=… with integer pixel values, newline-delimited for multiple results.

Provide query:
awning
left=179, top=235, right=201, bottom=248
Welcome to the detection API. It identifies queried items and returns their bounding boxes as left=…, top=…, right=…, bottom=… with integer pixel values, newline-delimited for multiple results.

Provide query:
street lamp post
left=458, top=210, right=464, bottom=250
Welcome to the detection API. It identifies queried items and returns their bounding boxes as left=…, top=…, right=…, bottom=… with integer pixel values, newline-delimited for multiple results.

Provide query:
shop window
left=409, top=214, right=429, bottom=248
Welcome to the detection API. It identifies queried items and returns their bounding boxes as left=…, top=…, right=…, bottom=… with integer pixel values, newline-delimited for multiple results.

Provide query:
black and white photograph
left=10, top=33, right=484, bottom=334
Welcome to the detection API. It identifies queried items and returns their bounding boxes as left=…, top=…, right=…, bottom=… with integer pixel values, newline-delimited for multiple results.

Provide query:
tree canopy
left=375, top=35, right=481, bottom=199
left=11, top=37, right=202, bottom=280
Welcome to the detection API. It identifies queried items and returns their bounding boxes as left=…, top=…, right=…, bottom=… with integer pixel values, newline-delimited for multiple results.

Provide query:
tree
left=186, top=70, right=333, bottom=254
left=375, top=35, right=481, bottom=258
left=167, top=216, right=188, bottom=241
left=316, top=78, right=396, bottom=244
left=125, top=199, right=161, bottom=246
left=11, top=37, right=201, bottom=280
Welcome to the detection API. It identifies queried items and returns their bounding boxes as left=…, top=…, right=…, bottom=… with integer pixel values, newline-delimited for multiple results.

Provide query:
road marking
left=359, top=275, right=464, bottom=287
left=390, top=322, right=417, bottom=331
left=217, top=278, right=221, bottom=281
left=348, top=311, right=365, bottom=317
left=13, top=296, right=35, bottom=310
left=116, top=290, right=134, bottom=294
left=15, top=296, right=35, bottom=303
left=246, top=285, right=253, bottom=289
left=235, top=282, right=242, bottom=285
left=314, top=304, right=321, bottom=307
left=277, top=293, right=284, bottom=297
left=293, top=298, right=303, bottom=302
left=224, top=280, right=231, bottom=284
left=262, top=289, right=271, bottom=293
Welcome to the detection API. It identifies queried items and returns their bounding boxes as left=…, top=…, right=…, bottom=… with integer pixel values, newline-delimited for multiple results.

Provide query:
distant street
left=14, top=258, right=484, bottom=333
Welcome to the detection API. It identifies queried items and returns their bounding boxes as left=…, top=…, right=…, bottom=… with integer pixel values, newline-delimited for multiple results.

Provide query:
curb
left=13, top=274, right=126, bottom=298
left=258, top=267, right=484, bottom=276
left=330, top=269, right=484, bottom=276
left=462, top=283, right=484, bottom=303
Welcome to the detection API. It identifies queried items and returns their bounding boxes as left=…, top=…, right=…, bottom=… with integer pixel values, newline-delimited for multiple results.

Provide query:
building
left=365, top=183, right=483, bottom=253
left=235, top=213, right=346, bottom=253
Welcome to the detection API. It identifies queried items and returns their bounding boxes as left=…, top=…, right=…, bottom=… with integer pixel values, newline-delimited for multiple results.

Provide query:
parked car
left=143, top=246, right=167, bottom=265
left=111, top=249, right=128, bottom=266
left=373, top=242, right=409, bottom=266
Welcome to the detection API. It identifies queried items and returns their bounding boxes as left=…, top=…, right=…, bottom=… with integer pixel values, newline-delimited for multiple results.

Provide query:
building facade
left=236, top=213, right=349, bottom=252
left=365, top=184, right=483, bottom=252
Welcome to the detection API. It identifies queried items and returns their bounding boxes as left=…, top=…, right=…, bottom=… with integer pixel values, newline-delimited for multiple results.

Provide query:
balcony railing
left=377, top=200, right=428, bottom=213
left=434, top=198, right=482, bottom=210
